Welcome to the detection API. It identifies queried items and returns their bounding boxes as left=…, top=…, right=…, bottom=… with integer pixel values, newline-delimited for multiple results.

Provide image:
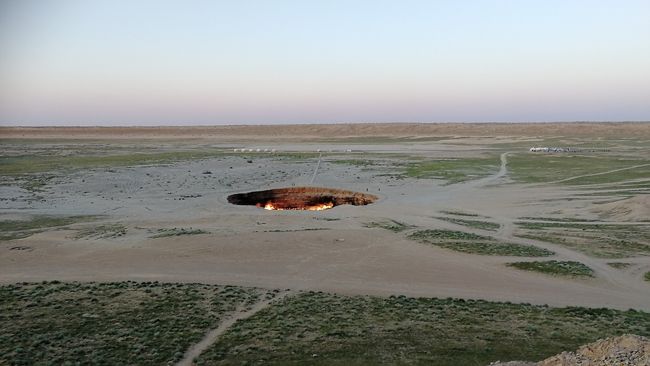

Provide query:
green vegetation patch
left=18, top=174, right=55, bottom=192
left=518, top=217, right=597, bottom=222
left=0, top=149, right=227, bottom=176
left=434, top=241, right=553, bottom=257
left=313, top=217, right=340, bottom=221
left=645, top=272, right=650, bottom=282
left=0, top=215, right=96, bottom=241
left=74, top=224, right=128, bottom=239
left=591, top=179, right=650, bottom=192
left=408, top=230, right=553, bottom=257
left=271, top=152, right=320, bottom=162
left=606, top=262, right=633, bottom=269
left=436, top=216, right=500, bottom=231
left=508, top=153, right=650, bottom=185
left=365, top=220, right=413, bottom=233
left=329, top=159, right=378, bottom=167
left=403, top=157, right=499, bottom=184
left=264, top=228, right=329, bottom=233
left=440, top=210, right=480, bottom=217
left=507, top=261, right=594, bottom=278
left=3, top=282, right=649, bottom=366
left=515, top=221, right=650, bottom=258
left=517, top=222, right=612, bottom=230
left=150, top=227, right=209, bottom=238
left=409, top=229, right=491, bottom=241
left=0, top=282, right=271, bottom=365
left=197, top=291, right=650, bottom=366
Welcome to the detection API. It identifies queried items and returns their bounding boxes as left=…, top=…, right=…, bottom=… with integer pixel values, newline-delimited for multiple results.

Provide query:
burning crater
left=227, top=187, right=378, bottom=211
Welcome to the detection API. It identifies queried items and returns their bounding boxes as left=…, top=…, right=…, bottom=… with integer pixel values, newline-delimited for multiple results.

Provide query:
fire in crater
left=260, top=201, right=335, bottom=211
left=228, top=187, right=377, bottom=211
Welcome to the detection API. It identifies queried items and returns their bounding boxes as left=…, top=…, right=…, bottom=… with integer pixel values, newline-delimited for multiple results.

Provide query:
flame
left=262, top=201, right=334, bottom=211
left=305, top=202, right=334, bottom=211
left=263, top=202, right=278, bottom=210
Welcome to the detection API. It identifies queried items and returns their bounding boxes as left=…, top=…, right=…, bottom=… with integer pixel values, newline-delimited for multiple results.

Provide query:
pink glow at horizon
left=1, top=0, right=649, bottom=125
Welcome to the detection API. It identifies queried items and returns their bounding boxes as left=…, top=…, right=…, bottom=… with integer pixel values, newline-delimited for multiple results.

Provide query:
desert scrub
left=514, top=221, right=650, bottom=258
left=313, top=217, right=340, bottom=221
left=0, top=281, right=271, bottom=366
left=0, top=149, right=231, bottom=176
left=409, top=229, right=491, bottom=241
left=18, top=174, right=55, bottom=192
left=645, top=272, right=650, bottom=282
left=150, top=227, right=208, bottom=238
left=329, top=159, right=378, bottom=167
left=440, top=210, right=480, bottom=217
left=607, top=262, right=632, bottom=269
left=516, top=222, right=615, bottom=230
left=518, top=217, right=596, bottom=222
left=365, top=220, right=413, bottom=233
left=408, top=230, right=552, bottom=257
left=436, top=216, right=500, bottom=231
left=507, top=260, right=594, bottom=278
left=264, top=228, right=329, bottom=233
left=0, top=215, right=96, bottom=241
left=270, top=152, right=320, bottom=162
left=435, top=241, right=553, bottom=257
left=74, top=223, right=127, bottom=239
left=404, top=157, right=499, bottom=184
left=587, top=179, right=650, bottom=194
left=507, top=153, right=650, bottom=185
left=196, top=291, right=650, bottom=366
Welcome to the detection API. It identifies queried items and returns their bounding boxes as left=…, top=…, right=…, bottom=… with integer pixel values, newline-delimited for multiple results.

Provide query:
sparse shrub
left=507, top=260, right=594, bottom=278
left=150, top=228, right=209, bottom=238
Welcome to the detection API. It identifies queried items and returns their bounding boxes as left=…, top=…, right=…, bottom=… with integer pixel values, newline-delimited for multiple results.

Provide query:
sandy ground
left=3, top=122, right=650, bottom=140
left=1, top=123, right=649, bottom=310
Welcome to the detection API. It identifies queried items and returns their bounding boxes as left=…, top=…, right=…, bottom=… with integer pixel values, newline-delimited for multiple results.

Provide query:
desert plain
left=1, top=122, right=649, bottom=365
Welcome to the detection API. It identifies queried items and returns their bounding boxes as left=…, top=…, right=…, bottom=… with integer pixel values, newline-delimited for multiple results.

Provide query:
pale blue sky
left=1, top=0, right=649, bottom=125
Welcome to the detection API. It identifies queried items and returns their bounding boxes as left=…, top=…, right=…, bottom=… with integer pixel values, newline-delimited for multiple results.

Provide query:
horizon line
left=2, top=120, right=650, bottom=128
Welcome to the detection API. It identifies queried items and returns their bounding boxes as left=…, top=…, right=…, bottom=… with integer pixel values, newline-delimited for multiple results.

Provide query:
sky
left=0, top=0, right=649, bottom=126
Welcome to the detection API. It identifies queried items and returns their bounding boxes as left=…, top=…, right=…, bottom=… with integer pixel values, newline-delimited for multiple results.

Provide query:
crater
left=227, top=187, right=378, bottom=211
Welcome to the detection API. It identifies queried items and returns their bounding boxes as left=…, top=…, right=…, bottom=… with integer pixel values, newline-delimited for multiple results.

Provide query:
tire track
left=438, top=151, right=645, bottom=291
left=176, top=291, right=291, bottom=366
left=309, top=153, right=322, bottom=184
left=546, top=163, right=650, bottom=184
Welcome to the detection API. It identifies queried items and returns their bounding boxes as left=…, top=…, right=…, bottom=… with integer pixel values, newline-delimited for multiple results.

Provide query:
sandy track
left=310, top=153, right=322, bottom=184
left=428, top=153, right=648, bottom=294
left=176, top=291, right=291, bottom=366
